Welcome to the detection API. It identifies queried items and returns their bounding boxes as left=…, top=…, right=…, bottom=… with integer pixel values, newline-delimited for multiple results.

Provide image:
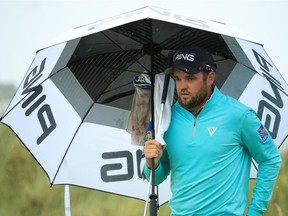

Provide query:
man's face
left=173, top=69, right=211, bottom=112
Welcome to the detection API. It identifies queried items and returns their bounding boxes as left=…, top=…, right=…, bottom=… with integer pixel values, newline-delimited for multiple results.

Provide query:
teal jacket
left=144, top=86, right=282, bottom=216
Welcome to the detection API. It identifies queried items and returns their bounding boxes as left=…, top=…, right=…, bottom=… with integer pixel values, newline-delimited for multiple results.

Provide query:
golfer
left=143, top=47, right=282, bottom=216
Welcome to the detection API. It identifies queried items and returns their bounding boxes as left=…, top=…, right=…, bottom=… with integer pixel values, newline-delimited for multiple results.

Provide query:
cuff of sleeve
left=143, top=163, right=151, bottom=180
left=143, top=163, right=162, bottom=181
left=247, top=208, right=263, bottom=216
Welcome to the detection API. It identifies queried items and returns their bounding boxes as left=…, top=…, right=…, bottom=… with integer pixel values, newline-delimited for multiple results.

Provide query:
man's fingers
left=144, top=140, right=163, bottom=161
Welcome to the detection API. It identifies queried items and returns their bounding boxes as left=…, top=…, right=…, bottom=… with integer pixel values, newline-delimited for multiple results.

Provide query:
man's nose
left=177, top=80, right=188, bottom=89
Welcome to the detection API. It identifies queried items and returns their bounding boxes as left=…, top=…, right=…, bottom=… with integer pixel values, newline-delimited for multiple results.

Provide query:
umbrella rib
left=92, top=51, right=138, bottom=101
left=68, top=49, right=146, bottom=102
left=101, top=90, right=135, bottom=104
left=112, top=20, right=152, bottom=45
left=101, top=31, right=151, bottom=74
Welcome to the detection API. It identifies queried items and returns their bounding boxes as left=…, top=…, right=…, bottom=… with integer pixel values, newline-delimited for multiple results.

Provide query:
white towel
left=154, top=73, right=175, bottom=146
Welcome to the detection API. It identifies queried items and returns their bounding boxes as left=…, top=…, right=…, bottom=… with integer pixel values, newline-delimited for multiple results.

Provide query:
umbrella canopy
left=1, top=6, right=288, bottom=205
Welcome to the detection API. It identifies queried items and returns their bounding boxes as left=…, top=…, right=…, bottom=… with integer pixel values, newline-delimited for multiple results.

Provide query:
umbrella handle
left=149, top=52, right=174, bottom=216
left=149, top=158, right=158, bottom=216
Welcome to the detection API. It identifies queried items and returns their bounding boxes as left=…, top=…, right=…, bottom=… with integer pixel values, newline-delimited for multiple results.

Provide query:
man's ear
left=208, top=72, right=216, bottom=84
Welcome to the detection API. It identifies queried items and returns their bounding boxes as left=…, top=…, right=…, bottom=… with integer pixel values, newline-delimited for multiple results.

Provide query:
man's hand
left=144, top=139, right=164, bottom=169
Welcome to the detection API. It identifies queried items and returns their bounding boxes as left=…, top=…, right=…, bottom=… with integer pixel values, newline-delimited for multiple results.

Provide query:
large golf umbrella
left=1, top=5, right=288, bottom=207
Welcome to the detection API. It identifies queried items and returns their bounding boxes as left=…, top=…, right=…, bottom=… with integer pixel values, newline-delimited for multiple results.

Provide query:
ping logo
left=21, top=58, right=57, bottom=144
left=208, top=127, right=217, bottom=136
left=175, top=54, right=195, bottom=62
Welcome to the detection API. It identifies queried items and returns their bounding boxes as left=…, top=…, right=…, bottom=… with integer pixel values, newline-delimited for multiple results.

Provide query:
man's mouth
left=180, top=92, right=189, bottom=96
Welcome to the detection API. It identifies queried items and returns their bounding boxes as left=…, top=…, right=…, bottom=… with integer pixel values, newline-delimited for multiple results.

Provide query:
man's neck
left=189, top=85, right=215, bottom=115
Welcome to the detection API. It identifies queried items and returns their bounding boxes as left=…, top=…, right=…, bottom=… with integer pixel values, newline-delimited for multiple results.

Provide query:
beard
left=178, top=83, right=208, bottom=111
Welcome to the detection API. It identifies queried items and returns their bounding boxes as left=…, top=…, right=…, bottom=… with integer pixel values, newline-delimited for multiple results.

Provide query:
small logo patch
left=208, top=127, right=217, bottom=136
left=258, top=124, right=268, bottom=142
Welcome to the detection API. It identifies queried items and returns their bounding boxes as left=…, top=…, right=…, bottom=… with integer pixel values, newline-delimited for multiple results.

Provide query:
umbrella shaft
left=149, top=158, right=158, bottom=216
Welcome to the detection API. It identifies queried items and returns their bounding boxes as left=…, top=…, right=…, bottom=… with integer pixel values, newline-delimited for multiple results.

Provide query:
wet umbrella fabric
left=1, top=6, right=288, bottom=206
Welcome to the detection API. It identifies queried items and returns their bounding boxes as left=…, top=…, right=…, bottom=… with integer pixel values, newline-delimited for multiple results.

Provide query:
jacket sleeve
left=143, top=147, right=171, bottom=185
left=241, top=109, right=282, bottom=216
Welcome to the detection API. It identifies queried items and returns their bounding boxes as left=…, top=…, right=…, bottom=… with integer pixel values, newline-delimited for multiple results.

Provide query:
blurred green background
left=0, top=123, right=287, bottom=216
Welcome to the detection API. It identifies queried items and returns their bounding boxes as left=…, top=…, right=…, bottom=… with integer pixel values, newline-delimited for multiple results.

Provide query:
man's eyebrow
left=187, top=74, right=195, bottom=77
left=172, top=73, right=195, bottom=78
left=186, top=74, right=196, bottom=78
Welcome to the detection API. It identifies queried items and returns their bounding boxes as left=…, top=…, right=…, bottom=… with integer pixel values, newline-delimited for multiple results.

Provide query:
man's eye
left=174, top=77, right=180, bottom=81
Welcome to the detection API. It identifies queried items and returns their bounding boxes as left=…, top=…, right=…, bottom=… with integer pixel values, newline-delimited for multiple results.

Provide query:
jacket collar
left=175, top=84, right=223, bottom=116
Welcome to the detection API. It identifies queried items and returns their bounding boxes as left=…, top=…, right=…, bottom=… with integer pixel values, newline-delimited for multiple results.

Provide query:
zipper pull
left=193, top=120, right=196, bottom=137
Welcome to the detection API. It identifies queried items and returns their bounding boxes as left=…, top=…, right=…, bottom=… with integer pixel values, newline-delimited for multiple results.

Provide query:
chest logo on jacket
left=208, top=127, right=217, bottom=136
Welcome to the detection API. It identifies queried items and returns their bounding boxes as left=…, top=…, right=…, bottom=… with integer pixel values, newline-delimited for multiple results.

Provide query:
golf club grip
left=161, top=52, right=174, bottom=103
left=161, top=75, right=170, bottom=103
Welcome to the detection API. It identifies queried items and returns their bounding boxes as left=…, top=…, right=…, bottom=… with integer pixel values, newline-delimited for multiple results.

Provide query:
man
left=143, top=47, right=282, bottom=216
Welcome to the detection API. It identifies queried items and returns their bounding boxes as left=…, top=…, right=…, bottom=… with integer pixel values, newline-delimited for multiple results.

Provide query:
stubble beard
left=178, top=84, right=208, bottom=111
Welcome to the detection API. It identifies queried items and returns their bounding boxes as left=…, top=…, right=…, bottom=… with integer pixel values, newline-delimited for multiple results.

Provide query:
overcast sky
left=0, top=0, right=288, bottom=87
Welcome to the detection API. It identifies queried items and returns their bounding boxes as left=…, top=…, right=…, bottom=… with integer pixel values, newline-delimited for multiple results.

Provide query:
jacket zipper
left=192, top=108, right=203, bottom=138
left=193, top=117, right=197, bottom=138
